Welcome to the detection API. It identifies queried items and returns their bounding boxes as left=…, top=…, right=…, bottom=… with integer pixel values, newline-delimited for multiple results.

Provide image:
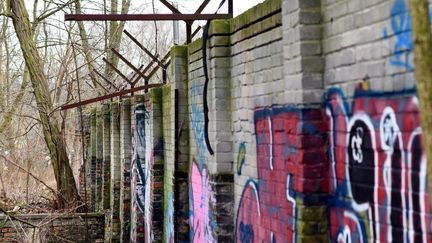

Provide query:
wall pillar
left=282, top=0, right=328, bottom=242
left=207, top=19, right=235, bottom=242
left=130, top=95, right=145, bottom=242
left=110, top=102, right=121, bottom=242
left=120, top=98, right=132, bottom=243
left=102, top=103, right=111, bottom=211
left=148, top=90, right=164, bottom=242
left=96, top=108, right=104, bottom=211
left=169, top=46, right=190, bottom=242
left=78, top=111, right=91, bottom=209
left=90, top=108, right=97, bottom=212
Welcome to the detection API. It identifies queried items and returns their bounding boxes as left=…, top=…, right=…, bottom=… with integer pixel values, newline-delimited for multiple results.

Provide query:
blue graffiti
left=383, top=0, right=414, bottom=70
left=134, top=104, right=164, bottom=212
left=167, top=192, right=174, bottom=243
left=238, top=222, right=254, bottom=243
left=190, top=80, right=208, bottom=170
left=384, top=0, right=432, bottom=71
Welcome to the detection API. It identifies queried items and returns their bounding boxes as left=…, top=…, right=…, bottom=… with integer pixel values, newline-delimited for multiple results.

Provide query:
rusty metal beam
left=130, top=64, right=145, bottom=85
left=90, top=75, right=110, bottom=93
left=143, top=57, right=158, bottom=75
left=94, top=69, right=119, bottom=91
left=132, top=59, right=156, bottom=85
left=192, top=26, right=202, bottom=39
left=195, top=0, right=211, bottom=14
left=65, top=13, right=232, bottom=21
left=158, top=0, right=182, bottom=14
left=61, top=83, right=164, bottom=110
left=147, top=52, right=170, bottom=79
left=102, top=58, right=132, bottom=85
left=111, top=48, right=148, bottom=81
left=123, top=30, right=165, bottom=68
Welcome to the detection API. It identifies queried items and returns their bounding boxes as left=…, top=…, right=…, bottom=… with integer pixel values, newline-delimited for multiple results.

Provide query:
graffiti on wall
left=235, top=107, right=328, bottom=243
left=236, top=142, right=246, bottom=175
left=166, top=192, right=174, bottom=243
left=190, top=80, right=208, bottom=169
left=326, top=87, right=430, bottom=243
left=383, top=0, right=432, bottom=70
left=189, top=80, right=217, bottom=242
left=383, top=0, right=413, bottom=70
left=130, top=99, right=164, bottom=243
left=235, top=85, right=430, bottom=242
left=131, top=103, right=147, bottom=242
left=190, top=160, right=216, bottom=242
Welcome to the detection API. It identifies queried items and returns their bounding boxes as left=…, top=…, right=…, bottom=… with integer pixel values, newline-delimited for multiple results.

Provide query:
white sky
left=171, top=0, right=265, bottom=16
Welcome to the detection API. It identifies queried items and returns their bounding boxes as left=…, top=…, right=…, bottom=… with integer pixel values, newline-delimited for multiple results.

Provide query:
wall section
left=80, top=0, right=432, bottom=242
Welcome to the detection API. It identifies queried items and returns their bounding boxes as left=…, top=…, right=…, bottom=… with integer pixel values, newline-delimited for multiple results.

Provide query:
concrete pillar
left=96, top=108, right=104, bottom=211
left=102, top=103, right=111, bottom=210
left=162, top=85, right=174, bottom=243
left=282, top=0, right=324, bottom=105
left=207, top=20, right=235, bottom=242
left=79, top=111, right=91, bottom=209
left=167, top=45, right=190, bottom=242
left=110, top=102, right=121, bottom=242
left=120, top=98, right=132, bottom=243
left=90, top=108, right=97, bottom=212
left=282, top=0, right=328, bottom=242
left=148, top=90, right=164, bottom=242
left=130, top=95, right=145, bottom=242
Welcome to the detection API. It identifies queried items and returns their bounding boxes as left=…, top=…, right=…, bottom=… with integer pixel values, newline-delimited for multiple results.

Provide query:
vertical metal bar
left=162, top=69, right=167, bottom=84
left=145, top=79, right=149, bottom=93
left=228, top=0, right=233, bottom=15
left=186, top=23, right=192, bottom=43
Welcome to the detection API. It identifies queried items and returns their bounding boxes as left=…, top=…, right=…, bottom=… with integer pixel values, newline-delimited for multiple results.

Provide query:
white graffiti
left=346, top=114, right=378, bottom=242
left=144, top=106, right=153, bottom=242
left=351, top=127, right=364, bottom=164
left=286, top=174, right=296, bottom=243
left=268, top=116, right=274, bottom=171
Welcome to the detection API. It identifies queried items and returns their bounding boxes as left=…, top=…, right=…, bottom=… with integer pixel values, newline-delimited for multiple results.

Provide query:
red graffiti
left=327, top=88, right=430, bottom=243
left=236, top=107, right=328, bottom=243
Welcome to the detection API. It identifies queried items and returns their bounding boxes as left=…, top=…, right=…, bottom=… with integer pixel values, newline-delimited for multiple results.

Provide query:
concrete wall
left=81, top=0, right=431, bottom=242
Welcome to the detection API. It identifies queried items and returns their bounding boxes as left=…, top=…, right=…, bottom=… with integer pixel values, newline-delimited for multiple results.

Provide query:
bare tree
left=8, top=0, right=80, bottom=209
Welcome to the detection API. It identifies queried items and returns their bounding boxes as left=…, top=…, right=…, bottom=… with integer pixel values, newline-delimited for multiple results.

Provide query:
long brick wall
left=80, top=0, right=431, bottom=242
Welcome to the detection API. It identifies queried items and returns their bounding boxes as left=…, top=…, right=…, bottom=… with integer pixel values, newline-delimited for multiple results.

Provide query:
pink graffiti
left=190, top=160, right=216, bottom=242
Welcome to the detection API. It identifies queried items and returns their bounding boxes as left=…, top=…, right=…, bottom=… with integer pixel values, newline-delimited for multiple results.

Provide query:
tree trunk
left=104, top=0, right=131, bottom=80
left=408, top=0, right=432, bottom=214
left=9, top=0, right=80, bottom=209
left=74, top=0, right=104, bottom=93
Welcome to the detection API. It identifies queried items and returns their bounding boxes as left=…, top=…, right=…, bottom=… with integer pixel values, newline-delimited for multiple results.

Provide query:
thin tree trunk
left=25, top=158, right=30, bottom=203
left=9, top=0, right=80, bottom=209
left=0, top=1, right=8, bottom=110
left=0, top=69, right=29, bottom=135
left=104, top=0, right=131, bottom=80
left=74, top=0, right=104, bottom=93
left=408, top=0, right=432, bottom=214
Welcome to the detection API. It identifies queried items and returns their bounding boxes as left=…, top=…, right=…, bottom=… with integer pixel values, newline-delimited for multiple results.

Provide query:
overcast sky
left=172, top=0, right=265, bottom=16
